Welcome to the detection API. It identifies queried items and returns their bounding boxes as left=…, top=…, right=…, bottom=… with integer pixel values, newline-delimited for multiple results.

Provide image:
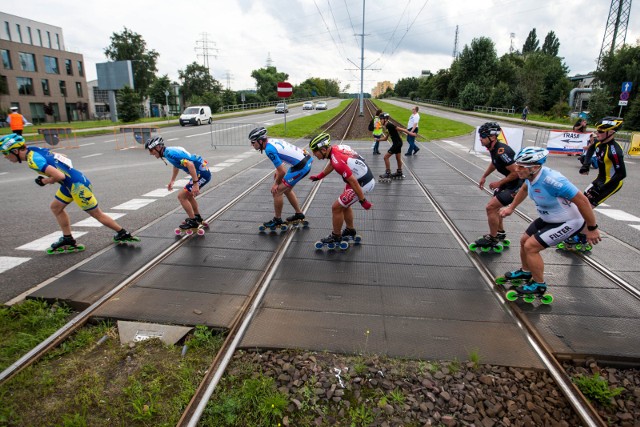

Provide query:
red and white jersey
left=329, top=144, right=374, bottom=185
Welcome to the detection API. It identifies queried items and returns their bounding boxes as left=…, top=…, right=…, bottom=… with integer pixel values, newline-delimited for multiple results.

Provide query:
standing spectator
left=473, top=122, right=523, bottom=249
left=405, top=106, right=420, bottom=156
left=6, top=106, right=28, bottom=135
left=371, top=109, right=383, bottom=155
left=378, top=112, right=414, bottom=180
left=521, top=106, right=529, bottom=121
left=573, top=118, right=587, bottom=133
left=499, top=147, right=600, bottom=297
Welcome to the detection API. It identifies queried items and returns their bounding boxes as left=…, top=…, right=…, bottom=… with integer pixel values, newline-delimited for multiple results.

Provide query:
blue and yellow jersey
left=26, top=147, right=86, bottom=186
left=164, top=146, right=208, bottom=173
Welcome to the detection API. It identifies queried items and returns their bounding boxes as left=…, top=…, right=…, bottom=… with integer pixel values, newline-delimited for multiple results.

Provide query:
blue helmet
left=1, top=133, right=26, bottom=154
left=515, top=147, right=548, bottom=165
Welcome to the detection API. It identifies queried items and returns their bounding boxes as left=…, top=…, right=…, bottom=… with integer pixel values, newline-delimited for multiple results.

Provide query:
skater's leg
left=86, top=207, right=125, bottom=232
left=485, top=197, right=503, bottom=237
left=50, top=199, right=72, bottom=235
left=522, top=235, right=545, bottom=283
left=395, top=153, right=403, bottom=171
left=178, top=190, right=196, bottom=218
left=272, top=191, right=285, bottom=218
left=383, top=152, right=391, bottom=171
left=331, top=201, right=345, bottom=236
left=344, top=206, right=355, bottom=230
left=282, top=186, right=303, bottom=215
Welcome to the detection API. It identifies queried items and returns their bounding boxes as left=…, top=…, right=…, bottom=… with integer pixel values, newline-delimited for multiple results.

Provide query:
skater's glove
left=579, top=165, right=590, bottom=175
left=35, top=176, right=46, bottom=187
left=359, top=198, right=372, bottom=210
left=310, top=172, right=326, bottom=182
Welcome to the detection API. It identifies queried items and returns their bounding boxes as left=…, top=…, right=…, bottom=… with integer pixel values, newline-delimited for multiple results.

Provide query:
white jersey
left=525, top=166, right=580, bottom=222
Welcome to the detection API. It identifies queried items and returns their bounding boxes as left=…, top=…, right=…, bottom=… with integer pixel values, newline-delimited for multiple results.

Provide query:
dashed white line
left=73, top=212, right=126, bottom=227
left=0, top=256, right=31, bottom=273
left=595, top=209, right=640, bottom=222
left=17, top=231, right=89, bottom=251
left=143, top=188, right=177, bottom=197
left=81, top=153, right=103, bottom=158
left=111, top=199, right=156, bottom=210
left=79, top=143, right=95, bottom=147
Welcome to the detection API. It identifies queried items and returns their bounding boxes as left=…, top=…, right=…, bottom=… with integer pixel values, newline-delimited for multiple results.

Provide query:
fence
left=116, top=126, right=158, bottom=150
left=414, top=98, right=462, bottom=109
left=207, top=123, right=262, bottom=149
left=38, top=128, right=78, bottom=150
left=219, top=97, right=323, bottom=113
left=473, top=105, right=516, bottom=116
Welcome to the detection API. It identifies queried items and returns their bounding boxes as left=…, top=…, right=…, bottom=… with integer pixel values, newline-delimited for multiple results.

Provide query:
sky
left=3, top=0, right=639, bottom=93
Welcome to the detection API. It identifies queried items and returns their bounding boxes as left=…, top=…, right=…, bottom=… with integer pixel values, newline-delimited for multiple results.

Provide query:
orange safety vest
left=9, top=112, right=24, bottom=131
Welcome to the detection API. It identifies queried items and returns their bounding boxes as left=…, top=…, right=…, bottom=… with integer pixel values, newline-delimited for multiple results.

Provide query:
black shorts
left=493, top=187, right=519, bottom=206
left=387, top=140, right=403, bottom=154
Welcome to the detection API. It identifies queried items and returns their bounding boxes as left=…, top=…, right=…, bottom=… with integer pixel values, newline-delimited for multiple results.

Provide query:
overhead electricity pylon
left=597, top=0, right=632, bottom=68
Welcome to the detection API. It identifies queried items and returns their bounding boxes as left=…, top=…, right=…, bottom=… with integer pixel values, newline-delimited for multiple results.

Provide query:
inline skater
left=471, top=122, right=523, bottom=252
left=378, top=112, right=414, bottom=180
left=145, top=136, right=211, bottom=233
left=248, top=127, right=312, bottom=230
left=308, top=133, right=374, bottom=247
left=499, top=147, right=600, bottom=297
left=1, top=133, right=138, bottom=252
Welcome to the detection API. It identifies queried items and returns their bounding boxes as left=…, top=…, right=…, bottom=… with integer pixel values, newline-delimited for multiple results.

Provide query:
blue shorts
left=185, top=169, right=212, bottom=192
left=283, top=156, right=312, bottom=188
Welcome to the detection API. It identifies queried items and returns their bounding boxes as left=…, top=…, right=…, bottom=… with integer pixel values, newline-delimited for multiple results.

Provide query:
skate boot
left=176, top=218, right=204, bottom=236
left=469, top=234, right=504, bottom=253
left=557, top=233, right=591, bottom=252
left=341, top=227, right=362, bottom=245
left=390, top=169, right=405, bottom=180
left=315, top=232, right=349, bottom=250
left=496, top=268, right=532, bottom=287
left=259, top=217, right=287, bottom=232
left=113, top=228, right=140, bottom=244
left=285, top=212, right=308, bottom=228
left=379, top=170, right=392, bottom=182
left=505, top=280, right=554, bottom=304
left=496, top=230, right=511, bottom=247
left=47, top=235, right=85, bottom=255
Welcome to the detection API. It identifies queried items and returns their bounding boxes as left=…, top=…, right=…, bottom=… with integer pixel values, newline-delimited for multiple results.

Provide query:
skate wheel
left=197, top=228, right=205, bottom=236
left=584, top=244, right=592, bottom=252
left=495, top=276, right=507, bottom=285
left=505, top=290, right=519, bottom=301
left=327, top=242, right=336, bottom=250
left=556, top=242, right=566, bottom=250
left=502, top=239, right=511, bottom=246
left=175, top=229, right=182, bottom=235
left=492, top=244, right=504, bottom=253
left=76, top=245, right=86, bottom=252
left=523, top=294, right=536, bottom=304
left=540, top=294, right=554, bottom=305
left=468, top=243, right=478, bottom=251
left=575, top=243, right=583, bottom=251
left=202, top=222, right=209, bottom=228
left=315, top=241, right=324, bottom=250
left=353, top=235, right=362, bottom=244
left=186, top=229, right=194, bottom=236
left=280, top=225, right=288, bottom=232
left=339, top=241, right=349, bottom=250
left=258, top=225, right=266, bottom=231
left=480, top=246, right=491, bottom=253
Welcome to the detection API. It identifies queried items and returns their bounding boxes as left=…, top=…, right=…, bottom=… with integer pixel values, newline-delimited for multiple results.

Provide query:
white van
left=179, top=105, right=212, bottom=126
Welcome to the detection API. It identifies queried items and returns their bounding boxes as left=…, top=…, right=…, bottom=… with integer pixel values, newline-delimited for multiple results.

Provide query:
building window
left=0, top=75, right=9, bottom=95
left=29, top=103, right=46, bottom=125
left=75, top=82, right=83, bottom=97
left=27, top=27, right=33, bottom=45
left=59, top=80, right=67, bottom=97
left=65, top=59, right=73, bottom=75
left=1, top=49, right=11, bottom=70
left=56, top=34, right=61, bottom=50
left=46, top=31, right=52, bottom=48
left=17, top=77, right=34, bottom=95
left=77, top=60, right=84, bottom=77
left=41, top=79, right=50, bottom=96
left=19, top=52, right=37, bottom=72
left=44, top=56, right=59, bottom=74
left=15, top=24, right=23, bottom=43
left=93, top=86, right=109, bottom=103
left=4, top=22, right=10, bottom=41
left=37, top=29, right=43, bottom=46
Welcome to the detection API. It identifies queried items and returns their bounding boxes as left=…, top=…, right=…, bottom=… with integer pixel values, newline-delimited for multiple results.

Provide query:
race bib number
left=53, top=152, right=73, bottom=168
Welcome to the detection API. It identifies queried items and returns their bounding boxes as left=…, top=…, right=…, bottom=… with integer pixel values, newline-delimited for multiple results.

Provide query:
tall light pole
left=359, top=0, right=365, bottom=116
left=164, top=89, right=170, bottom=123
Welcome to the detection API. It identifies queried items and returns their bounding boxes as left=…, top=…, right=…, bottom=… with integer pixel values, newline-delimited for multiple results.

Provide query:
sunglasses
left=596, top=130, right=607, bottom=134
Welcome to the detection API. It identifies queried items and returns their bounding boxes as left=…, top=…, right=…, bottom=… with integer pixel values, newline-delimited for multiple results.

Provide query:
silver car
left=275, top=103, right=288, bottom=114
left=302, top=101, right=314, bottom=110
left=315, top=101, right=327, bottom=110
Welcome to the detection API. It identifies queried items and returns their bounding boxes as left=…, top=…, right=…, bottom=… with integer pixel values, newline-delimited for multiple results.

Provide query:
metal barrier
left=38, top=128, right=78, bottom=149
left=208, top=123, right=262, bottom=149
left=473, top=105, right=516, bottom=116
left=116, top=126, right=158, bottom=150
left=414, top=98, right=462, bottom=109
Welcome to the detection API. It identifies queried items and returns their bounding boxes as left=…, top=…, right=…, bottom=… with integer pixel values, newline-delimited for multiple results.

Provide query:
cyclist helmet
left=309, top=133, right=331, bottom=151
left=145, top=136, right=164, bottom=150
left=478, top=122, right=501, bottom=138
left=515, top=146, right=549, bottom=165
left=1, top=133, right=26, bottom=154
left=379, top=112, right=390, bottom=120
left=595, top=116, right=623, bottom=132
left=248, top=127, right=268, bottom=143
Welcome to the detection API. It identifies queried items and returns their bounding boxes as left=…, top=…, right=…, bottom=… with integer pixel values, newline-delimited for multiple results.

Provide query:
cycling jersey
left=163, top=146, right=208, bottom=174
left=525, top=166, right=580, bottom=223
left=489, top=142, right=523, bottom=190
left=329, top=144, right=374, bottom=186
left=264, top=138, right=308, bottom=168
left=26, top=146, right=98, bottom=210
left=582, top=138, right=626, bottom=206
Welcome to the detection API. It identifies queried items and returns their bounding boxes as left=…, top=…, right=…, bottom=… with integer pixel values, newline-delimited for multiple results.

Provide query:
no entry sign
left=277, top=82, right=293, bottom=98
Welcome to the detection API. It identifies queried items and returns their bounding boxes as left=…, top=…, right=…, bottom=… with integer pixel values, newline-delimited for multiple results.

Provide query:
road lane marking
left=73, top=212, right=126, bottom=227
left=0, top=256, right=31, bottom=273
left=142, top=188, right=177, bottom=197
left=111, top=199, right=156, bottom=210
left=17, top=231, right=89, bottom=251
left=81, top=153, right=103, bottom=158
left=595, top=209, right=640, bottom=222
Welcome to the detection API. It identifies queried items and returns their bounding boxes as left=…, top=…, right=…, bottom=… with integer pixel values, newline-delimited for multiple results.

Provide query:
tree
left=117, top=86, right=142, bottom=122
left=587, top=88, right=615, bottom=122
left=541, top=31, right=560, bottom=56
left=250, top=66, right=288, bottom=101
left=449, top=37, right=498, bottom=101
left=458, top=82, right=485, bottom=110
left=178, top=62, right=222, bottom=104
left=104, top=27, right=159, bottom=97
left=394, top=77, right=420, bottom=98
left=147, top=75, right=172, bottom=105
left=522, top=29, right=540, bottom=55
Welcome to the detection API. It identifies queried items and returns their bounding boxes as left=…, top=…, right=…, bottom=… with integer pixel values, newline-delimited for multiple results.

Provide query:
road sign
left=621, top=91, right=630, bottom=101
left=619, top=100, right=628, bottom=106
left=277, top=82, right=293, bottom=98
left=622, top=81, right=633, bottom=92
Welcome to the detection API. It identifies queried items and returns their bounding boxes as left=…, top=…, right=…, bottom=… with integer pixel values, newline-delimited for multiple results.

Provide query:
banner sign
left=628, top=132, right=640, bottom=157
left=546, top=130, right=591, bottom=155
left=473, top=127, right=524, bottom=155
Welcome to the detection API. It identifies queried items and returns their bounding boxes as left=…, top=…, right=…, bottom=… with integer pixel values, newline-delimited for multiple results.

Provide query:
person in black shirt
left=378, top=112, right=415, bottom=179
left=474, top=122, right=523, bottom=248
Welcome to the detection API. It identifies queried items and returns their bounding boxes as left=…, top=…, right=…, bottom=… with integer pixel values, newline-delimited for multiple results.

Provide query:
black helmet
left=248, top=127, right=267, bottom=143
left=478, top=122, right=501, bottom=138
left=145, top=136, right=164, bottom=150
left=380, top=112, right=390, bottom=120
left=309, top=133, right=331, bottom=151
left=595, top=116, right=623, bottom=132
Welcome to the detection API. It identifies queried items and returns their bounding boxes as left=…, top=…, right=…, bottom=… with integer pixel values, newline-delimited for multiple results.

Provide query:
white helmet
left=515, top=147, right=548, bottom=165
